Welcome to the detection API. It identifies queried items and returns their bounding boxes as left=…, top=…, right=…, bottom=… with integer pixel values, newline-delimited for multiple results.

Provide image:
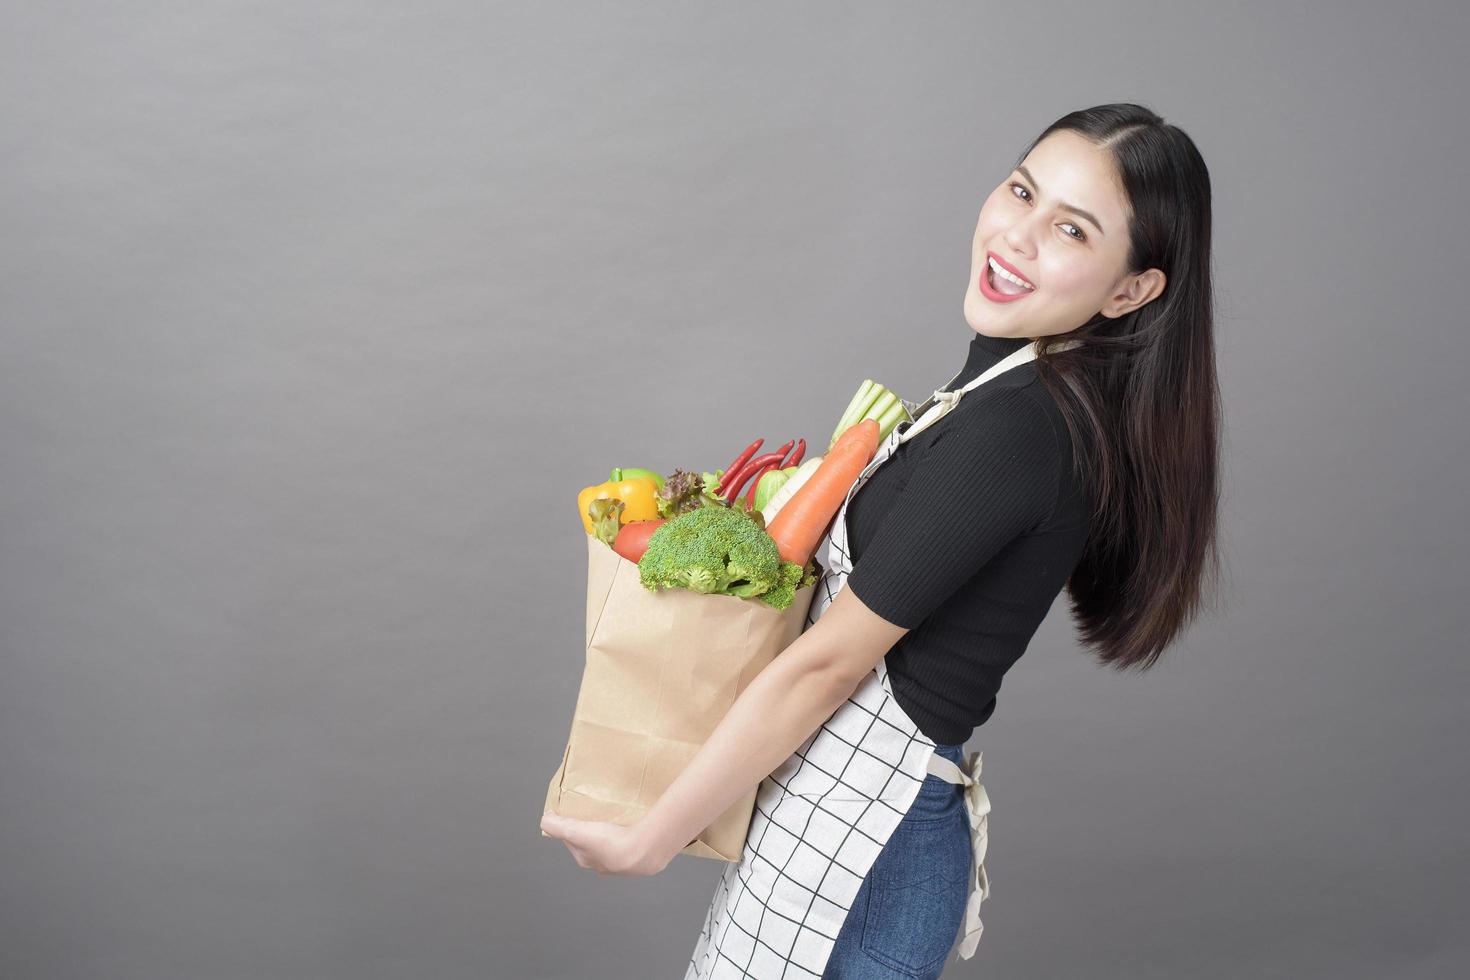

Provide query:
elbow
left=805, top=644, right=877, bottom=709
left=797, top=585, right=911, bottom=691
left=811, top=657, right=865, bottom=708
left=780, top=632, right=865, bottom=709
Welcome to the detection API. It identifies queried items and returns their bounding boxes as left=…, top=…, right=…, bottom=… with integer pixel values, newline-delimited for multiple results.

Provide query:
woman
left=542, top=102, right=1220, bottom=979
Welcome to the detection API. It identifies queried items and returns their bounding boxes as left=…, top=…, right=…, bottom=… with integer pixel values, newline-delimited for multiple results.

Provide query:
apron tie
left=897, top=388, right=963, bottom=443
left=925, top=749, right=993, bottom=960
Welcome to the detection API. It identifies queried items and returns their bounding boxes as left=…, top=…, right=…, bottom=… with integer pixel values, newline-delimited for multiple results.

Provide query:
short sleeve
left=843, top=386, right=1061, bottom=629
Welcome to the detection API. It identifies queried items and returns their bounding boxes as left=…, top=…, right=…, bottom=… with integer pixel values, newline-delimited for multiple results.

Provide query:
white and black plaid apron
left=686, top=339, right=1079, bottom=978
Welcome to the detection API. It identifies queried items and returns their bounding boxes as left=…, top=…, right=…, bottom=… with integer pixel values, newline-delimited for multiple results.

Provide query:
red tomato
left=613, top=519, right=667, bottom=564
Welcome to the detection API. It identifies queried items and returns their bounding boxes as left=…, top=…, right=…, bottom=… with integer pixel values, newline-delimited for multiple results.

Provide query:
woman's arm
left=634, top=585, right=909, bottom=868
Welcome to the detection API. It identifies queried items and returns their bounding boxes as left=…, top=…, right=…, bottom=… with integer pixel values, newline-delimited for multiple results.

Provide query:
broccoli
left=756, top=560, right=804, bottom=609
left=638, top=505, right=784, bottom=600
left=759, top=559, right=821, bottom=610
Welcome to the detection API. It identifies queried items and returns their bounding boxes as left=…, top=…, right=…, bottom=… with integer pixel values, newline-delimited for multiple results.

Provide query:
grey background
left=2, top=2, right=1466, bottom=978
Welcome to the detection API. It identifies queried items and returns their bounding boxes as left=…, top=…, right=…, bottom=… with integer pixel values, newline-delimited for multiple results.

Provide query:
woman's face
left=964, top=129, right=1165, bottom=340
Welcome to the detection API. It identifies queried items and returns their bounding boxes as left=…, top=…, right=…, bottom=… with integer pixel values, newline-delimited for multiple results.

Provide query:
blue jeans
left=822, top=741, right=972, bottom=979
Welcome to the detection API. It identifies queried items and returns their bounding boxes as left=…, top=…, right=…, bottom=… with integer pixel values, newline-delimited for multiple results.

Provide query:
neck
left=963, top=330, right=1032, bottom=373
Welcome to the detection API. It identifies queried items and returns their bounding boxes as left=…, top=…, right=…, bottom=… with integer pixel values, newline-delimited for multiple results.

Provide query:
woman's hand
left=540, top=811, right=677, bottom=877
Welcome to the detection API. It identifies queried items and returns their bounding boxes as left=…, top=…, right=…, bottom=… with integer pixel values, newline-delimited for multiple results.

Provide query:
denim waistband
left=932, top=741, right=966, bottom=764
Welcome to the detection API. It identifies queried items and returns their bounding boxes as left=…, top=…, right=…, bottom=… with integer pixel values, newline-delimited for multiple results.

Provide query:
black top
left=843, top=331, right=1093, bottom=745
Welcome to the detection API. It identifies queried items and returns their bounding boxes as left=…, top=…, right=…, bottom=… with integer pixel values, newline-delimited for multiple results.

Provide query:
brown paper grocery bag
left=542, top=532, right=817, bottom=862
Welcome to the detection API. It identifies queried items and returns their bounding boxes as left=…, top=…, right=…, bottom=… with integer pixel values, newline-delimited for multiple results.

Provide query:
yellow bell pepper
left=577, top=477, right=660, bottom=535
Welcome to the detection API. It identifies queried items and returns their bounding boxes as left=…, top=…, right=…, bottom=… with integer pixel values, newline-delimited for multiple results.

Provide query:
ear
left=1100, top=268, right=1166, bottom=318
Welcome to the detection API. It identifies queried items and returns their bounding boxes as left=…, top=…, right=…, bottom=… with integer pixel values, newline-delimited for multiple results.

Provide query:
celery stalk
left=875, top=400, right=907, bottom=441
left=833, top=380, right=874, bottom=440
left=831, top=381, right=885, bottom=449
left=864, top=391, right=896, bottom=427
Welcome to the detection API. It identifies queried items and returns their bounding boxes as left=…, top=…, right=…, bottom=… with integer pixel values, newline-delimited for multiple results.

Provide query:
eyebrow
left=1016, top=165, right=1105, bottom=237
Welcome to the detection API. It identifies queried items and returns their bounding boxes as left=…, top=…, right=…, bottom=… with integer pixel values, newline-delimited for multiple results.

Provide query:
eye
left=1010, top=182, right=1088, bottom=242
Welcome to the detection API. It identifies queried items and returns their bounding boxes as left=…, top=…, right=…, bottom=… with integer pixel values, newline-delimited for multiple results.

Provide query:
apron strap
left=925, top=748, right=994, bottom=960
left=898, top=337, right=1077, bottom=444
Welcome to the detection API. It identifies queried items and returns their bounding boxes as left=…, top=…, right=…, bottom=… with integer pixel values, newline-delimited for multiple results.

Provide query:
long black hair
left=1024, top=103, right=1222, bottom=671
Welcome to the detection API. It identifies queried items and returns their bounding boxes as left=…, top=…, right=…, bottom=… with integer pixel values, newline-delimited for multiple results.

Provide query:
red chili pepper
left=721, top=445, right=792, bottom=502
left=721, top=451, right=785, bottom=502
left=779, top=437, right=806, bottom=469
left=715, top=438, right=763, bottom=497
left=719, top=461, right=754, bottom=501
left=744, top=461, right=780, bottom=508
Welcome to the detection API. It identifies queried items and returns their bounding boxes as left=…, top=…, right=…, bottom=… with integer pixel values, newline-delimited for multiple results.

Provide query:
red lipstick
left=978, top=251, right=1036, bottom=303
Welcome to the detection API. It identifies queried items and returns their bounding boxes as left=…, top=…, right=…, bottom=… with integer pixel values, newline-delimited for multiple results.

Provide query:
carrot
left=765, top=418, right=881, bottom=567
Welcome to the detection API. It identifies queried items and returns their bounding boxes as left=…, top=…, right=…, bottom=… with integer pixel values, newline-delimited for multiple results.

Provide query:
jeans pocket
left=861, top=870, right=967, bottom=977
left=859, top=818, right=971, bottom=977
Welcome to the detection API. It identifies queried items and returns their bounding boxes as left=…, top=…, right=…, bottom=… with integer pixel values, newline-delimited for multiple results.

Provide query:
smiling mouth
left=987, top=255, right=1035, bottom=294
left=981, top=264, right=1031, bottom=303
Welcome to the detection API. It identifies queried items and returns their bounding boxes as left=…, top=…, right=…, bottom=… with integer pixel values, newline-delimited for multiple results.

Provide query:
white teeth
left=988, top=256, right=1035, bottom=290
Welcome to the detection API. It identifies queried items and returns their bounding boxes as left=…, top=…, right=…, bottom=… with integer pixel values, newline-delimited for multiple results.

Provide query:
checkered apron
left=685, top=339, right=1075, bottom=978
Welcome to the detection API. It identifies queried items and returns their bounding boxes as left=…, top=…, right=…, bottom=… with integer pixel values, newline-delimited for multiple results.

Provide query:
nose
left=1000, top=207, right=1048, bottom=259
left=1001, top=220, right=1037, bottom=259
